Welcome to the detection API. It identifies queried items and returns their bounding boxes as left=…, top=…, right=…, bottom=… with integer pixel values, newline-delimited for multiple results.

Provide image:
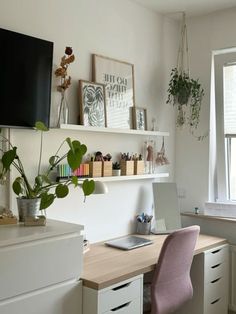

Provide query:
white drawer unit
left=83, top=275, right=143, bottom=314
left=177, top=243, right=229, bottom=314
left=0, top=219, right=84, bottom=314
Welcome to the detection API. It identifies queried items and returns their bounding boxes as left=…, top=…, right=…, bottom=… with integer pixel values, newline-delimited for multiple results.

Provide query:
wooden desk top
left=82, top=233, right=227, bottom=290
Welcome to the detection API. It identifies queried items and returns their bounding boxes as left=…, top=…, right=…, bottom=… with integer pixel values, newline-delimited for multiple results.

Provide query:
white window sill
left=204, top=201, right=236, bottom=218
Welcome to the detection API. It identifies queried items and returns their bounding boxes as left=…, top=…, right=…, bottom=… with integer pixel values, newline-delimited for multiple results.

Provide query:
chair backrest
left=151, top=225, right=200, bottom=314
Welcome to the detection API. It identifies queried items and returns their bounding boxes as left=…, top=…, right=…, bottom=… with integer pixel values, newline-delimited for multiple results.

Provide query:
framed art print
left=133, top=107, right=147, bottom=130
left=92, top=54, right=135, bottom=129
left=79, top=80, right=107, bottom=127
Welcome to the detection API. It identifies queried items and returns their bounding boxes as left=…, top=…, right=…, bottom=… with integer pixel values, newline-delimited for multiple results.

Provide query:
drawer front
left=205, top=245, right=228, bottom=268
left=205, top=276, right=227, bottom=302
left=0, top=280, right=82, bottom=314
left=204, top=294, right=228, bottom=314
left=205, top=261, right=228, bottom=284
left=104, top=297, right=141, bottom=314
left=100, top=276, right=142, bottom=313
left=0, top=234, right=83, bottom=301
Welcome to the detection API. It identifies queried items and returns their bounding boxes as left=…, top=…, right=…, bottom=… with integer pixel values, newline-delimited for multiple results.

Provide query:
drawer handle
left=211, top=263, right=221, bottom=269
left=211, top=249, right=221, bottom=254
left=211, top=298, right=221, bottom=305
left=211, top=277, right=221, bottom=284
left=112, top=282, right=131, bottom=291
left=111, top=301, right=131, bottom=311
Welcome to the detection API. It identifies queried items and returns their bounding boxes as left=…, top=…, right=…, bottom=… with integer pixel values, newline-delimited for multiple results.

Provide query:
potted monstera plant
left=0, top=122, right=95, bottom=221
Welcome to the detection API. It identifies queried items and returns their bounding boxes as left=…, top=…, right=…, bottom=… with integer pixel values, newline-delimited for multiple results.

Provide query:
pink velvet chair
left=146, top=225, right=200, bottom=314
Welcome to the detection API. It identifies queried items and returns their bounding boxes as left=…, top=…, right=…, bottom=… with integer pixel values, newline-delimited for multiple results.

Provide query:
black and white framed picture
left=92, top=54, right=135, bottom=129
left=79, top=80, right=107, bottom=127
left=133, top=107, right=147, bottom=130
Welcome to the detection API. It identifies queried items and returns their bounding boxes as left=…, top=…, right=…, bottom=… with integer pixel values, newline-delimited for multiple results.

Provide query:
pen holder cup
left=136, top=221, right=151, bottom=235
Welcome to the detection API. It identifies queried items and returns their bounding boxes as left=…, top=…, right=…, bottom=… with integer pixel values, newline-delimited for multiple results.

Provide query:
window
left=224, top=64, right=236, bottom=200
left=210, top=50, right=236, bottom=203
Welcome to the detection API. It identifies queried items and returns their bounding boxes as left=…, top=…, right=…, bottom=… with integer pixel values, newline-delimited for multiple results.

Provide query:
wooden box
left=134, top=160, right=144, bottom=175
left=89, top=161, right=102, bottom=177
left=102, top=161, right=112, bottom=177
left=120, top=160, right=134, bottom=176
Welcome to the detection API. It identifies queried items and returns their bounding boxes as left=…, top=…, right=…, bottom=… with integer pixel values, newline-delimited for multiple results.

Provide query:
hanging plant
left=167, top=68, right=204, bottom=129
left=166, top=13, right=205, bottom=136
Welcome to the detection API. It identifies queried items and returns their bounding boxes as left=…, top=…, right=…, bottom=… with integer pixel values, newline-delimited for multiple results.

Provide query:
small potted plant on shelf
left=112, top=162, right=121, bottom=176
left=0, top=122, right=95, bottom=222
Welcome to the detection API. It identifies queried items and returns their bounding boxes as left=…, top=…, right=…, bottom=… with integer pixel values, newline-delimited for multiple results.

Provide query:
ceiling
left=131, top=0, right=236, bottom=17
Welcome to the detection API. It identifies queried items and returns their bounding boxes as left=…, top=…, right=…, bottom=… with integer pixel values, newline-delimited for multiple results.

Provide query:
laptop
left=105, top=235, right=153, bottom=250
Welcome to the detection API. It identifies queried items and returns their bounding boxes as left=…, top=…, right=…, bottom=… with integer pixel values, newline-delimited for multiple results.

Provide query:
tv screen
left=0, top=28, right=53, bottom=128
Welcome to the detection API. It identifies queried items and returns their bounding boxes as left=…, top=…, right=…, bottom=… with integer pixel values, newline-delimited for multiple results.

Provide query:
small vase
left=57, top=91, right=69, bottom=127
left=112, top=169, right=121, bottom=176
left=17, top=198, right=41, bottom=222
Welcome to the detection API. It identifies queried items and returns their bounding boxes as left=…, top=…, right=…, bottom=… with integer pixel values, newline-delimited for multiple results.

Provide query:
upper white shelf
left=60, top=124, right=169, bottom=137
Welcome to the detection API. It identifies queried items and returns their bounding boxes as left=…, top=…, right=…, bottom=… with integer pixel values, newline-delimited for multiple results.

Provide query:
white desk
left=82, top=234, right=228, bottom=314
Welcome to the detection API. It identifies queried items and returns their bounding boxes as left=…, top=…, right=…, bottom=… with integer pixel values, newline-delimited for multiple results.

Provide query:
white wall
left=0, top=0, right=178, bottom=242
left=175, top=8, right=236, bottom=213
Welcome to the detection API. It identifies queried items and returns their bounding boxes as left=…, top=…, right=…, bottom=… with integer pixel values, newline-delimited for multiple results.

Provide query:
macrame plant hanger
left=176, top=12, right=190, bottom=127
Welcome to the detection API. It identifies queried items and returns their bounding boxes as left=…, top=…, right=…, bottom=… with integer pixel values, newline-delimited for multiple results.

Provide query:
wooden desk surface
left=82, top=233, right=227, bottom=290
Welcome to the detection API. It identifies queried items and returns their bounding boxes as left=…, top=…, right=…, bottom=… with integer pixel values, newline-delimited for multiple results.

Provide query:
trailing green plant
left=166, top=68, right=204, bottom=129
left=0, top=122, right=95, bottom=210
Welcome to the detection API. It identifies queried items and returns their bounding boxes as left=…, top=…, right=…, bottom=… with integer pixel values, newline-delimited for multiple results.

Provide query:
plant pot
left=112, top=169, right=121, bottom=176
left=17, top=198, right=41, bottom=222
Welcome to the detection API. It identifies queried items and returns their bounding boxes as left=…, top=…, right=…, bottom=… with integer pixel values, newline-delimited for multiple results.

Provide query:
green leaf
left=49, top=156, right=58, bottom=166
left=12, top=179, right=23, bottom=195
left=82, top=179, right=95, bottom=196
left=2, top=148, right=17, bottom=170
left=40, top=193, right=55, bottom=210
left=66, top=137, right=73, bottom=150
left=35, top=121, right=48, bottom=131
left=67, top=148, right=82, bottom=171
left=80, top=144, right=87, bottom=155
left=71, top=176, right=78, bottom=187
left=55, top=184, right=69, bottom=198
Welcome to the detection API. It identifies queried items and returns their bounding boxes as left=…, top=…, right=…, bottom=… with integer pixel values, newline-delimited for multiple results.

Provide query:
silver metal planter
left=17, top=198, right=41, bottom=222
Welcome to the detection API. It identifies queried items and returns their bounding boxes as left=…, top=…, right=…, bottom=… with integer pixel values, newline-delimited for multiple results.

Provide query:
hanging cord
left=177, top=12, right=189, bottom=76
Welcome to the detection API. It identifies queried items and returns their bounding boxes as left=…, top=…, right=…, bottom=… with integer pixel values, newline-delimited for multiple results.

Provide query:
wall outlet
left=178, top=188, right=186, bottom=199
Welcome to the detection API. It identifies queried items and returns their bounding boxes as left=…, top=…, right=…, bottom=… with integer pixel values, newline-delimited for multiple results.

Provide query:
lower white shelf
left=93, top=173, right=169, bottom=182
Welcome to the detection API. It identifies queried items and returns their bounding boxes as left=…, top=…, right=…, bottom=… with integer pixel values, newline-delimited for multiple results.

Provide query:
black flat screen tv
left=0, top=28, right=53, bottom=128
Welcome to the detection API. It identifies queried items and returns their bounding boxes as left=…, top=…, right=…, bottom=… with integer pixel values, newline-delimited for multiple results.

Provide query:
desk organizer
left=89, top=161, right=102, bottom=177
left=120, top=160, right=134, bottom=176
left=102, top=161, right=112, bottom=177
left=134, top=160, right=144, bottom=175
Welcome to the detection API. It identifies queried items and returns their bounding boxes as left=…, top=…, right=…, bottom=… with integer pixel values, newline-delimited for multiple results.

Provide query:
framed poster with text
left=92, top=54, right=135, bottom=129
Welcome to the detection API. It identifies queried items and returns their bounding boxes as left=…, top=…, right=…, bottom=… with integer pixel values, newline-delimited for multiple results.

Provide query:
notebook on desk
left=105, top=235, right=153, bottom=250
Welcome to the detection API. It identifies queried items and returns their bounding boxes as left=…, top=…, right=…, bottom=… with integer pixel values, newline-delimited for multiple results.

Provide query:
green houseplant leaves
left=0, top=122, right=95, bottom=210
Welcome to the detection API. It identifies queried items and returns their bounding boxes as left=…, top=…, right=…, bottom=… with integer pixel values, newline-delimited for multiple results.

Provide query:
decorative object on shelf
left=79, top=80, right=107, bottom=127
left=0, top=208, right=17, bottom=225
left=156, top=137, right=170, bottom=166
left=92, top=54, right=135, bottom=129
left=112, top=162, right=121, bottom=176
left=132, top=107, right=147, bottom=130
left=24, top=215, right=46, bottom=226
left=55, top=46, right=75, bottom=127
left=166, top=13, right=206, bottom=140
left=0, top=121, right=95, bottom=222
left=144, top=140, right=156, bottom=174
left=120, top=153, right=134, bottom=176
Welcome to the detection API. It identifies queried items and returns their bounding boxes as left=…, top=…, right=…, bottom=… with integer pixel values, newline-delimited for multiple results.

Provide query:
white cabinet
left=0, top=219, right=84, bottom=314
left=83, top=275, right=143, bottom=314
left=178, top=244, right=229, bottom=314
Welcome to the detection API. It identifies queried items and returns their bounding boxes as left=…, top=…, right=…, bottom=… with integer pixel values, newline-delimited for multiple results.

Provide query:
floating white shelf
left=60, top=124, right=169, bottom=137
left=89, top=173, right=169, bottom=182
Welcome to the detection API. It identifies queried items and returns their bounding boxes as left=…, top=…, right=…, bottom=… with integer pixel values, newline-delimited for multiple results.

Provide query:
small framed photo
left=133, top=107, right=147, bottom=130
left=92, top=54, right=135, bottom=129
left=79, top=80, right=107, bottom=127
